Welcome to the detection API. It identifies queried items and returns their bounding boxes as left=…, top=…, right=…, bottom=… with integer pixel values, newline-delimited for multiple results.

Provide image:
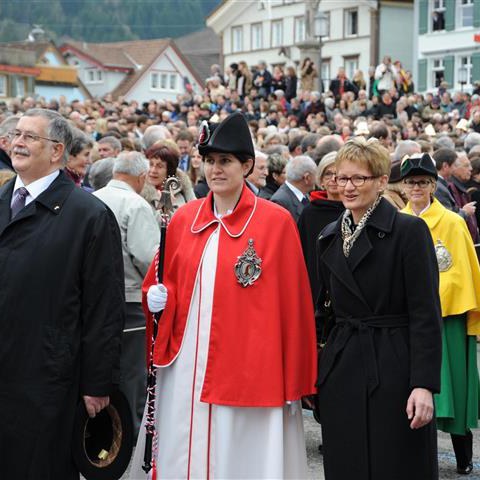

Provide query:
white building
left=60, top=39, right=204, bottom=102
left=415, top=0, right=480, bottom=93
left=207, top=0, right=378, bottom=89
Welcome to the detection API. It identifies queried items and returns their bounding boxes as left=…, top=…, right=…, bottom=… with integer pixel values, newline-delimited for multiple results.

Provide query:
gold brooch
left=234, top=239, right=262, bottom=287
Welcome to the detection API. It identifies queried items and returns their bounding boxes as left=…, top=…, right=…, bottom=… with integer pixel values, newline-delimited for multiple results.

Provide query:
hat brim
left=400, top=166, right=438, bottom=181
left=72, top=390, right=133, bottom=480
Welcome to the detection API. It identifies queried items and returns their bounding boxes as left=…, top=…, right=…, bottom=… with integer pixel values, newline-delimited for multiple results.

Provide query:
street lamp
left=458, top=66, right=468, bottom=92
left=314, top=10, right=329, bottom=93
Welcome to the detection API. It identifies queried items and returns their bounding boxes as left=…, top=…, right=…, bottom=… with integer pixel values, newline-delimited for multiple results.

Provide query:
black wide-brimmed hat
left=72, top=389, right=133, bottom=480
left=198, top=111, right=255, bottom=159
left=400, top=152, right=438, bottom=180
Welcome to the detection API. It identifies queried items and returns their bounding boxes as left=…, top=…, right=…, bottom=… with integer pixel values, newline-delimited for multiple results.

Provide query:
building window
left=271, top=20, right=284, bottom=47
left=345, top=9, right=358, bottom=36
left=151, top=71, right=179, bottom=91
left=344, top=56, right=359, bottom=80
left=294, top=16, right=306, bottom=43
left=232, top=26, right=243, bottom=53
left=85, top=68, right=103, bottom=84
left=151, top=73, right=158, bottom=89
left=431, top=0, right=445, bottom=31
left=321, top=60, right=331, bottom=85
left=169, top=73, right=177, bottom=90
left=251, top=23, right=263, bottom=50
left=458, top=55, right=472, bottom=86
left=0, top=75, right=6, bottom=96
left=323, top=12, right=331, bottom=39
left=432, top=58, right=444, bottom=87
left=16, top=77, right=25, bottom=97
left=458, top=0, right=473, bottom=28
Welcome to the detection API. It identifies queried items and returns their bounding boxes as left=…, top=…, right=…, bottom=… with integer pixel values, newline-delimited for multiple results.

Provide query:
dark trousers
left=451, top=431, right=473, bottom=468
left=120, top=302, right=147, bottom=439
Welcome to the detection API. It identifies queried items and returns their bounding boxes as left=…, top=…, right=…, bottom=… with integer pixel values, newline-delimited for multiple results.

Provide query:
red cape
left=142, top=185, right=317, bottom=407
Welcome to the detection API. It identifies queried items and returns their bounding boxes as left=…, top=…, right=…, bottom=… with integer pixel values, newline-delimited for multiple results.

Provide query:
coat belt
left=317, top=314, right=409, bottom=396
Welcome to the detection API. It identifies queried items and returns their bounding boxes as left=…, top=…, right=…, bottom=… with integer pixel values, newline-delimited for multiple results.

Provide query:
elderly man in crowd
left=0, top=116, right=19, bottom=171
left=97, top=135, right=122, bottom=158
left=0, top=108, right=124, bottom=479
left=246, top=150, right=268, bottom=194
left=450, top=151, right=479, bottom=242
left=270, top=154, right=316, bottom=221
left=94, top=151, right=159, bottom=435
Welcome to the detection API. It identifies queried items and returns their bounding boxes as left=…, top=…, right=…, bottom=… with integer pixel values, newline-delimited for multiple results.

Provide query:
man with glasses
left=0, top=109, right=125, bottom=479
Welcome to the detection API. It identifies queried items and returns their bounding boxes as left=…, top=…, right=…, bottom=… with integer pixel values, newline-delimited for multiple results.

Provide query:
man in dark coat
left=0, top=108, right=125, bottom=479
left=270, top=155, right=316, bottom=222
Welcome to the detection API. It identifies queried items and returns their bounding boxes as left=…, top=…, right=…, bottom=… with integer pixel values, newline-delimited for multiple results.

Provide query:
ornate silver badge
left=435, top=239, right=453, bottom=272
left=234, top=239, right=262, bottom=287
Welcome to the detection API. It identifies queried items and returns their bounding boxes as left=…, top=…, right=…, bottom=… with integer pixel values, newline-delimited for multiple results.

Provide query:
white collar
left=285, top=181, right=305, bottom=202
left=12, top=170, right=60, bottom=206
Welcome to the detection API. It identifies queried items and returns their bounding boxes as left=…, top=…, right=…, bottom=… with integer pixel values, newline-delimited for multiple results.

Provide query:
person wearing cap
left=298, top=151, right=344, bottom=303
left=315, top=137, right=442, bottom=479
left=130, top=111, right=317, bottom=479
left=401, top=152, right=480, bottom=475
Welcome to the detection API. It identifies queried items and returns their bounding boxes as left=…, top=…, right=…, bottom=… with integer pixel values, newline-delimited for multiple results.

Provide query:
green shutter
left=444, top=55, right=454, bottom=88
left=472, top=53, right=480, bottom=86
left=419, top=0, right=428, bottom=34
left=474, top=0, right=480, bottom=28
left=444, top=0, right=455, bottom=31
left=418, top=59, right=427, bottom=92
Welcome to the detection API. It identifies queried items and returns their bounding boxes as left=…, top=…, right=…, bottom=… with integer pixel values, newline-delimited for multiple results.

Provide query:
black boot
left=451, top=431, right=473, bottom=475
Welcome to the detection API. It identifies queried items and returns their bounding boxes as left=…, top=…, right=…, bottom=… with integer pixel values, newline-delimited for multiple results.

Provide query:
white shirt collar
left=12, top=170, right=60, bottom=207
left=285, top=181, right=305, bottom=202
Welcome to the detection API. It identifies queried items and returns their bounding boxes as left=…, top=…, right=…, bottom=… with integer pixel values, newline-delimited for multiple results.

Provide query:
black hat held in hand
left=72, top=389, right=133, bottom=480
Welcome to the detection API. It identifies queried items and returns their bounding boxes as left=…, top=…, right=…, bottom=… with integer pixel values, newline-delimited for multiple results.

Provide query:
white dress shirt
left=11, top=170, right=60, bottom=208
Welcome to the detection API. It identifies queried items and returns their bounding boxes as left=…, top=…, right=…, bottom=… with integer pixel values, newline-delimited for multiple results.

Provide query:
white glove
left=147, top=284, right=168, bottom=313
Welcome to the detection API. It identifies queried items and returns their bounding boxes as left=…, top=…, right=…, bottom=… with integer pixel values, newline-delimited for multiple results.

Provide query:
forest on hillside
left=0, top=0, right=221, bottom=42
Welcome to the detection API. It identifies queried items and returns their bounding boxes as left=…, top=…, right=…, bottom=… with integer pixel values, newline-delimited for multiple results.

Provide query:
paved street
left=120, top=346, right=480, bottom=479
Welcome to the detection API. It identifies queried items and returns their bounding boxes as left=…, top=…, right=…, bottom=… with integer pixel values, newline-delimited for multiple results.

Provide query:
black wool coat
left=0, top=171, right=125, bottom=479
left=297, top=194, right=344, bottom=305
left=315, top=199, right=442, bottom=480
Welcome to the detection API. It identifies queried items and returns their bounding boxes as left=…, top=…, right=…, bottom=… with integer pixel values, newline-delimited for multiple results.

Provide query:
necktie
left=11, top=187, right=29, bottom=218
left=301, top=195, right=309, bottom=206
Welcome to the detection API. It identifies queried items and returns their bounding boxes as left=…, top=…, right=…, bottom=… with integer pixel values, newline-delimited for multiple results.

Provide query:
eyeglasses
left=335, top=175, right=379, bottom=187
left=403, top=179, right=434, bottom=189
left=8, top=129, right=60, bottom=145
left=322, top=172, right=335, bottom=180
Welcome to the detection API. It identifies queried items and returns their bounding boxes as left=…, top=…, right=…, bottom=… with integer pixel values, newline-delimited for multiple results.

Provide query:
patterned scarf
left=341, top=196, right=382, bottom=257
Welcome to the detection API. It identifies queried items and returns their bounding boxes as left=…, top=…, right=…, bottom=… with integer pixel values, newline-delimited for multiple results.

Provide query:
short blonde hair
left=336, top=137, right=391, bottom=177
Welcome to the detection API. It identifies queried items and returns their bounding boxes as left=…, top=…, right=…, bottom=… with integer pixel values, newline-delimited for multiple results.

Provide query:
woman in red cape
left=130, top=112, right=317, bottom=479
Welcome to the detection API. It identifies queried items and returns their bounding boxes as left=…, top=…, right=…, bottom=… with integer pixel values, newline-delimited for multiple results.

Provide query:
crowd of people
left=1, top=54, right=480, bottom=479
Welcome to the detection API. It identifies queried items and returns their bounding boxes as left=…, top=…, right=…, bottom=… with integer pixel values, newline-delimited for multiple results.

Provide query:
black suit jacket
left=270, top=183, right=305, bottom=222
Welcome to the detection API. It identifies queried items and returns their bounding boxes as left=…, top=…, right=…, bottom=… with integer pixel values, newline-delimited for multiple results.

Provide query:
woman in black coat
left=298, top=151, right=344, bottom=304
left=315, top=137, right=442, bottom=479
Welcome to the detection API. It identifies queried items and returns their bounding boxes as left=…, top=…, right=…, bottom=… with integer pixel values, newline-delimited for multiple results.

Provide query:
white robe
left=130, top=227, right=308, bottom=479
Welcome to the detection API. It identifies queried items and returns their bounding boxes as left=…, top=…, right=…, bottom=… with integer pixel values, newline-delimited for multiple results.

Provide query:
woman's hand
left=406, top=387, right=434, bottom=429
left=147, top=284, right=168, bottom=313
